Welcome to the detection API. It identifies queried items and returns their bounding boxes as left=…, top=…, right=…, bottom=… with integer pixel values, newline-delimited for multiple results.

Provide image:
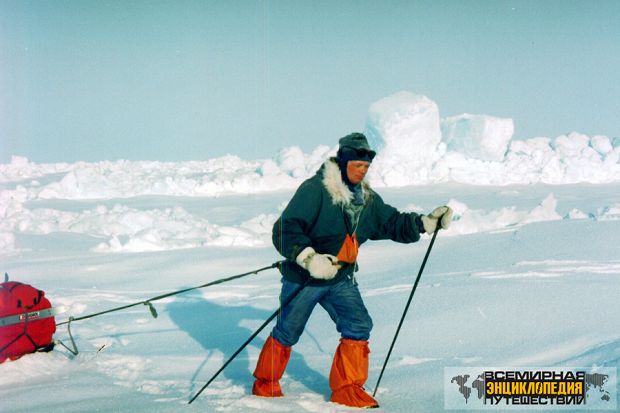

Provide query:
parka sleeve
left=272, top=179, right=322, bottom=261
left=366, top=191, right=423, bottom=243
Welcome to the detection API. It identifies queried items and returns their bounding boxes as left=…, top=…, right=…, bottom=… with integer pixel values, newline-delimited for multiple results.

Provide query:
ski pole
left=188, top=281, right=307, bottom=404
left=372, top=227, right=440, bottom=397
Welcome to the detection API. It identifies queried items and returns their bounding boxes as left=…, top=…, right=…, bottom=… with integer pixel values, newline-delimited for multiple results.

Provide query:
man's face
left=346, top=160, right=370, bottom=185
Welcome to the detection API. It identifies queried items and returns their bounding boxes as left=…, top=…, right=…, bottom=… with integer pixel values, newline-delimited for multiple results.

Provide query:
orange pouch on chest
left=336, top=233, right=359, bottom=264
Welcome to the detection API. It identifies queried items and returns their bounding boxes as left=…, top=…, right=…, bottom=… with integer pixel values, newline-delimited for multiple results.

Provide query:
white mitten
left=296, top=247, right=341, bottom=280
left=420, top=206, right=453, bottom=234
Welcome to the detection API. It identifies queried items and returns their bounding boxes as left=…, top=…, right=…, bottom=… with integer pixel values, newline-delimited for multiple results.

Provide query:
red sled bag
left=0, top=278, right=56, bottom=363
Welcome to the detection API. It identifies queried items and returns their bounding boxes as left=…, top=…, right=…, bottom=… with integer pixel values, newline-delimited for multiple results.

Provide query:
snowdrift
left=1, top=91, right=619, bottom=255
left=2, top=92, right=618, bottom=201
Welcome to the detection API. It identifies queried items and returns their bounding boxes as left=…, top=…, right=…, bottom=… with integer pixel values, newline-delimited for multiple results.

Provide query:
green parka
left=273, top=158, right=424, bottom=285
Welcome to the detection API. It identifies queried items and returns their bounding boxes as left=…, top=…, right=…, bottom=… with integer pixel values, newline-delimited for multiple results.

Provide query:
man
left=252, top=132, right=452, bottom=408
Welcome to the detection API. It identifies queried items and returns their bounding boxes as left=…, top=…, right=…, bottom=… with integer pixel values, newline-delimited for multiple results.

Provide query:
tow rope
left=54, top=262, right=281, bottom=355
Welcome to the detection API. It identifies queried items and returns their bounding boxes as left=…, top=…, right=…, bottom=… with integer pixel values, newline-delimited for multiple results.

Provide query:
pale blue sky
left=1, top=0, right=619, bottom=163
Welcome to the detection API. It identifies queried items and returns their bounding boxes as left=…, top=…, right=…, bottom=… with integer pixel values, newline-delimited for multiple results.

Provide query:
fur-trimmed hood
left=321, top=158, right=372, bottom=206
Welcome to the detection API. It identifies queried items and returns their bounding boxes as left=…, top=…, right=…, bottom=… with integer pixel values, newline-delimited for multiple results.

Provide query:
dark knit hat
left=337, top=132, right=376, bottom=162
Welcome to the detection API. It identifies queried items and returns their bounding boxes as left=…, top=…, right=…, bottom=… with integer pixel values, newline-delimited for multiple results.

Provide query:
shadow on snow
left=167, top=289, right=330, bottom=398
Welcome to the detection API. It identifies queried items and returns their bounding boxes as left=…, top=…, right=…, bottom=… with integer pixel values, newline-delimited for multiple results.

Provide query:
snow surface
left=1, top=92, right=619, bottom=412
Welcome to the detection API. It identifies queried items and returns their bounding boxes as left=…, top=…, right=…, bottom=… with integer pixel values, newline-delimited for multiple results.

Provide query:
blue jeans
left=271, top=276, right=373, bottom=347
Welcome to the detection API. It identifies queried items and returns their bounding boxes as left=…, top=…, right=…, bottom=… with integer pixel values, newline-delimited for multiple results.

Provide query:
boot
left=252, top=335, right=292, bottom=397
left=329, top=338, right=379, bottom=408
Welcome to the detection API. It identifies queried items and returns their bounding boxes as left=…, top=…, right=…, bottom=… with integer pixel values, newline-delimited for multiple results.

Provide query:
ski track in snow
left=472, top=260, right=620, bottom=279
left=362, top=283, right=412, bottom=297
left=506, top=335, right=620, bottom=367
